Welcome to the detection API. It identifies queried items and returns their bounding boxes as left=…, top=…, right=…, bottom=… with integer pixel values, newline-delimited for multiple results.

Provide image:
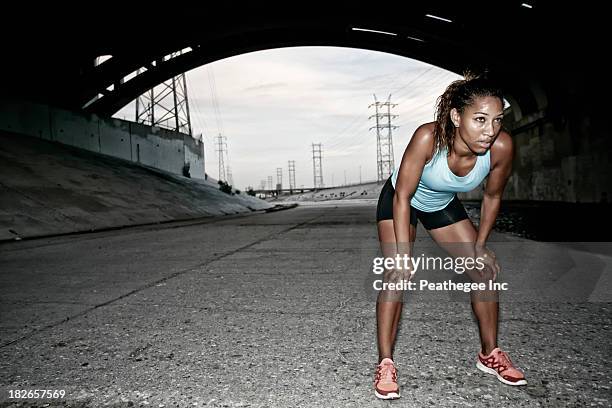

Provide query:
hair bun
left=462, top=70, right=483, bottom=81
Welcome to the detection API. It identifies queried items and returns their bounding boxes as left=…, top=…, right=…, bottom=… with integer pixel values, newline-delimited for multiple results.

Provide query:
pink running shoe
left=374, top=358, right=400, bottom=399
left=476, top=348, right=527, bottom=386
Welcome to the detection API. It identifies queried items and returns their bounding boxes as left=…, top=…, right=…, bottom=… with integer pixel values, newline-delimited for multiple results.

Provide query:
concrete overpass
left=1, top=2, right=610, bottom=202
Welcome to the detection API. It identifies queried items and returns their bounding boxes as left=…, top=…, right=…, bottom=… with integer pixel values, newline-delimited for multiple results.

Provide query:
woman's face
left=451, top=96, right=504, bottom=154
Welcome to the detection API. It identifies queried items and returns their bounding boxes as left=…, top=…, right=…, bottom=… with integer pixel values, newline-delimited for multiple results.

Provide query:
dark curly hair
left=433, top=72, right=504, bottom=154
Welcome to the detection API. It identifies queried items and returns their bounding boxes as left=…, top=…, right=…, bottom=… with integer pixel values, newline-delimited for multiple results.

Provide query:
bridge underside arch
left=2, top=3, right=609, bottom=202
left=2, top=4, right=604, bottom=118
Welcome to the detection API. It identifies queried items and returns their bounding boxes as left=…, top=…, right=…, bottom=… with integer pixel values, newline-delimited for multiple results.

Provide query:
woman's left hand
left=474, top=244, right=500, bottom=281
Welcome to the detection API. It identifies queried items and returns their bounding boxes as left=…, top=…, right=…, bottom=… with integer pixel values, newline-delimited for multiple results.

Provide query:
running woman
left=373, top=74, right=526, bottom=400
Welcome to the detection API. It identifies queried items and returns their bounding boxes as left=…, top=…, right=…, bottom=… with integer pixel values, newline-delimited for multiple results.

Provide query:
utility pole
left=312, top=143, right=324, bottom=189
left=135, top=51, right=192, bottom=136
left=288, top=160, right=296, bottom=194
left=369, top=94, right=398, bottom=182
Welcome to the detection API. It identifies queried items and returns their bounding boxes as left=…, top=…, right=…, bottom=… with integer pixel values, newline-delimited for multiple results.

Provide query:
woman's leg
left=425, top=219, right=499, bottom=355
left=376, top=219, right=416, bottom=362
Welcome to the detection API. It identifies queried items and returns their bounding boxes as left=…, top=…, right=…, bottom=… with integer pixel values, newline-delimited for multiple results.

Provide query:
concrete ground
left=1, top=203, right=610, bottom=407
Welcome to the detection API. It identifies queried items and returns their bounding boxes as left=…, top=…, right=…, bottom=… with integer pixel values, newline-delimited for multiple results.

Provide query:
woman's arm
left=476, top=131, right=514, bottom=247
left=393, top=123, right=435, bottom=256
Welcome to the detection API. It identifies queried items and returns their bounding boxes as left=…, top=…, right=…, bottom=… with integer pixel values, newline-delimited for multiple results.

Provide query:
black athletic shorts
left=376, top=177, right=469, bottom=230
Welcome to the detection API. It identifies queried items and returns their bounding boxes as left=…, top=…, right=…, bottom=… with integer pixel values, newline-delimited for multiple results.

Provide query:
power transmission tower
left=224, top=139, right=233, bottom=186
left=312, top=143, right=324, bottom=188
left=276, top=167, right=283, bottom=192
left=267, top=176, right=273, bottom=191
left=135, top=52, right=192, bottom=135
left=216, top=134, right=227, bottom=182
left=369, top=94, right=398, bottom=182
left=226, top=166, right=233, bottom=187
left=288, top=160, right=296, bottom=193
left=206, top=65, right=231, bottom=185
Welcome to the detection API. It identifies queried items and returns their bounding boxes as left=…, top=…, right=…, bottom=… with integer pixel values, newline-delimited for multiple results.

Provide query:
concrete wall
left=0, top=99, right=205, bottom=180
left=129, top=122, right=184, bottom=174
left=183, top=134, right=205, bottom=179
left=99, top=117, right=132, bottom=161
left=498, top=108, right=612, bottom=203
left=457, top=101, right=612, bottom=204
left=0, top=101, right=52, bottom=140
left=50, top=108, right=100, bottom=151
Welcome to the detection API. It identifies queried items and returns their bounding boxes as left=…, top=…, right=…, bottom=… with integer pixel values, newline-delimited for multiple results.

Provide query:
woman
left=373, top=74, right=526, bottom=400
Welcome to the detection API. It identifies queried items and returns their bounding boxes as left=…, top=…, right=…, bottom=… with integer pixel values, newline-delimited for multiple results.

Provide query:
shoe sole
left=375, top=390, right=400, bottom=400
left=476, top=361, right=527, bottom=386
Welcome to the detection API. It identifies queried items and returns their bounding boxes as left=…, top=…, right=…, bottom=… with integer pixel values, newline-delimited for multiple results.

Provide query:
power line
left=185, top=74, right=210, bottom=137
left=207, top=66, right=224, bottom=136
left=208, top=67, right=233, bottom=185
left=322, top=67, right=446, bottom=152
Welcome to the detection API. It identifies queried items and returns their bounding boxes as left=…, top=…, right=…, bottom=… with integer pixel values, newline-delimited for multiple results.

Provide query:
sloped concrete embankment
left=0, top=132, right=272, bottom=241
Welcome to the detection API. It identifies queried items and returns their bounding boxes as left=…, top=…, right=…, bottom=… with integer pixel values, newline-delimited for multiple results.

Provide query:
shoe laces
left=496, top=350, right=513, bottom=370
left=376, top=361, right=397, bottom=383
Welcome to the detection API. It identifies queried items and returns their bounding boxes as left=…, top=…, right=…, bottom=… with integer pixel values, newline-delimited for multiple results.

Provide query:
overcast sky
left=115, top=47, right=461, bottom=190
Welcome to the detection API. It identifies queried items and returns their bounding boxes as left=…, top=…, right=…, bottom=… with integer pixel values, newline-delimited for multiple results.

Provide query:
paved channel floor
left=1, top=203, right=610, bottom=407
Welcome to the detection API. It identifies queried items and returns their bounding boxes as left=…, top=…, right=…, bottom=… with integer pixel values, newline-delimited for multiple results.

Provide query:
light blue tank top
left=391, top=147, right=491, bottom=212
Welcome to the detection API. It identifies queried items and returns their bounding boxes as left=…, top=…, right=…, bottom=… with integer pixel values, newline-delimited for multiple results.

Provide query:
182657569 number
left=8, top=389, right=66, bottom=399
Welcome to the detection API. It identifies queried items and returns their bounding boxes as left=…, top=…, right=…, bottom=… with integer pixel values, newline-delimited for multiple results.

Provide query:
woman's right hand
left=383, top=250, right=415, bottom=283
left=475, top=244, right=500, bottom=281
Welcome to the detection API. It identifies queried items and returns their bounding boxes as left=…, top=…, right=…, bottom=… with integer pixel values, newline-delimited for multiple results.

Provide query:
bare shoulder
left=411, top=122, right=436, bottom=147
left=407, top=122, right=436, bottom=160
left=490, top=130, right=513, bottom=165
